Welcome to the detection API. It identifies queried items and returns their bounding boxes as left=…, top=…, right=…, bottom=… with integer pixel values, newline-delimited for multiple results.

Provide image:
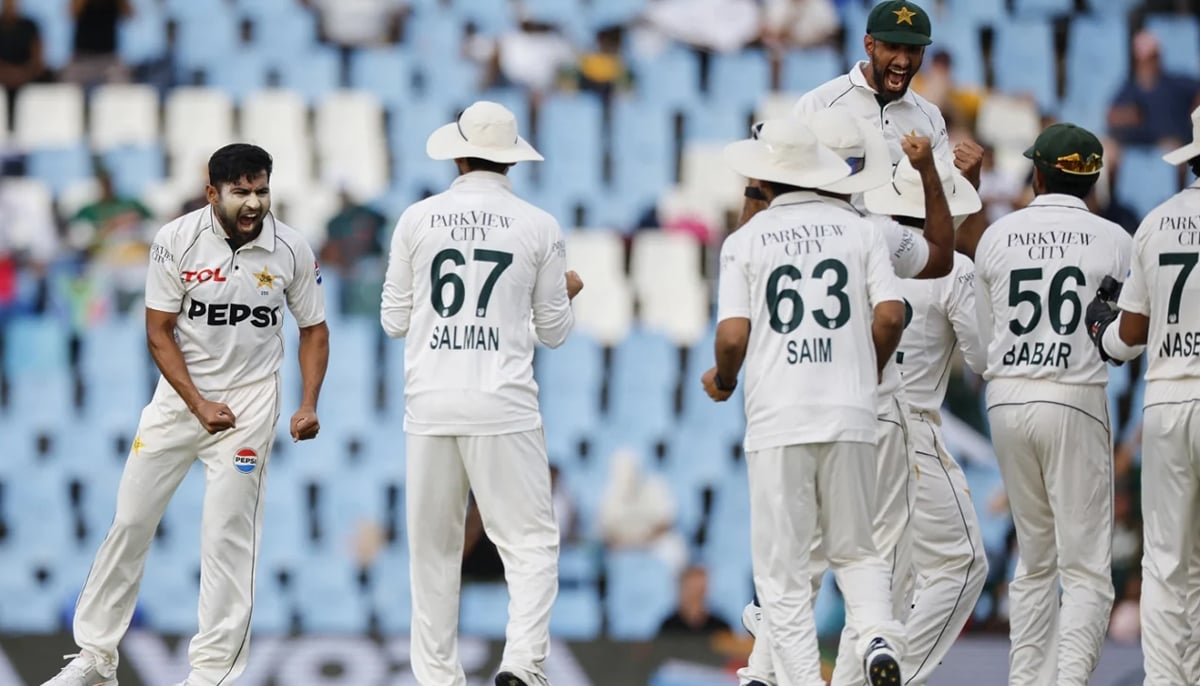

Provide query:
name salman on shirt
left=1007, top=230, right=1094, bottom=260
left=429, top=211, right=515, bottom=242
left=761, top=224, right=845, bottom=256
left=431, top=324, right=501, bottom=351
left=1158, top=214, right=1200, bottom=245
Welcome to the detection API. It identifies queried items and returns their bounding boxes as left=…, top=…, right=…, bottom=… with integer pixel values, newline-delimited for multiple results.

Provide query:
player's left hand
left=701, top=367, right=734, bottom=402
left=1085, top=290, right=1122, bottom=364
left=290, top=407, right=320, bottom=442
left=901, top=134, right=935, bottom=171
left=953, top=139, right=985, bottom=186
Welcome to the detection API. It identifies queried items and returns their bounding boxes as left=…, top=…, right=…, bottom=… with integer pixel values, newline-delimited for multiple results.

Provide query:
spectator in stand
left=599, top=448, right=688, bottom=576
left=496, top=19, right=575, bottom=102
left=62, top=0, right=132, bottom=90
left=319, top=189, right=388, bottom=317
left=576, top=26, right=631, bottom=100
left=760, top=0, right=838, bottom=52
left=911, top=50, right=983, bottom=132
left=641, top=0, right=760, bottom=53
left=0, top=0, right=46, bottom=127
left=657, top=565, right=732, bottom=635
left=306, top=0, right=408, bottom=49
left=68, top=169, right=153, bottom=313
left=1107, top=30, right=1200, bottom=180
left=461, top=20, right=499, bottom=90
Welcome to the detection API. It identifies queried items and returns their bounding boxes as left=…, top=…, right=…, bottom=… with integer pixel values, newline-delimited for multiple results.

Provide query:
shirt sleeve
left=716, top=232, right=751, bottom=321
left=380, top=213, right=415, bottom=339
left=973, top=246, right=996, bottom=354
left=947, top=258, right=988, bottom=374
left=144, top=224, right=185, bottom=313
left=865, top=224, right=904, bottom=307
left=530, top=217, right=574, bottom=348
left=1117, top=225, right=1150, bottom=316
left=791, top=89, right=822, bottom=117
left=879, top=217, right=929, bottom=279
left=930, top=107, right=953, bottom=167
left=284, top=234, right=326, bottom=328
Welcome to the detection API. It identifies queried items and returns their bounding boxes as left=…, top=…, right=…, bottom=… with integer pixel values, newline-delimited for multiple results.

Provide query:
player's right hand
left=566, top=271, right=584, bottom=300
left=901, top=134, right=935, bottom=170
left=194, top=400, right=236, bottom=434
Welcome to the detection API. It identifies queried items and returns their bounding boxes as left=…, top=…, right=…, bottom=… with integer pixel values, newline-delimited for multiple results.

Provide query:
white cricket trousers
left=74, top=375, right=280, bottom=686
left=406, top=429, right=559, bottom=686
left=746, top=442, right=904, bottom=686
left=902, top=411, right=987, bottom=685
left=830, top=398, right=914, bottom=686
left=986, top=379, right=1113, bottom=686
left=1139, top=388, right=1200, bottom=685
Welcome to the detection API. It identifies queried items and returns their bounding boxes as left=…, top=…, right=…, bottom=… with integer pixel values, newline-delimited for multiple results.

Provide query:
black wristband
left=744, top=185, right=767, bottom=201
left=714, top=372, right=738, bottom=392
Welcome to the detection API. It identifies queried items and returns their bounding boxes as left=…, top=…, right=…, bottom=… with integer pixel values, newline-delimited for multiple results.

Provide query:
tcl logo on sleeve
left=182, top=268, right=228, bottom=283
left=187, top=299, right=281, bottom=327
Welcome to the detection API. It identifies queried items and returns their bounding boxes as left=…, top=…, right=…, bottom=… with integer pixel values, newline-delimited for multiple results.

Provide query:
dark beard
left=872, top=64, right=909, bottom=102
left=215, top=207, right=263, bottom=248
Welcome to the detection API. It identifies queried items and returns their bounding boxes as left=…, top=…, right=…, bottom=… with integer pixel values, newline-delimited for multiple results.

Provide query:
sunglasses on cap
left=1050, top=152, right=1103, bottom=175
left=749, top=123, right=867, bottom=174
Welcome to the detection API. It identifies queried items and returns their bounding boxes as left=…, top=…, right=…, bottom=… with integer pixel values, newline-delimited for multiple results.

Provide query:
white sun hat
left=802, top=108, right=892, bottom=194
left=1163, top=105, right=1200, bottom=166
left=426, top=100, right=543, bottom=163
left=724, top=117, right=851, bottom=189
left=863, top=155, right=982, bottom=220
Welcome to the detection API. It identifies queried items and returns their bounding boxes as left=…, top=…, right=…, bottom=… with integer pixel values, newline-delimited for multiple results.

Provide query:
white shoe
left=41, top=653, right=117, bottom=686
left=741, top=601, right=762, bottom=637
left=862, top=637, right=901, bottom=686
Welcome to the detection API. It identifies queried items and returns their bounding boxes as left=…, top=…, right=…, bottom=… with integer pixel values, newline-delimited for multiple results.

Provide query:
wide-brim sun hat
left=1164, top=105, right=1200, bottom=166
left=803, top=109, right=892, bottom=194
left=724, top=118, right=851, bottom=189
left=426, top=100, right=543, bottom=164
left=863, top=155, right=981, bottom=220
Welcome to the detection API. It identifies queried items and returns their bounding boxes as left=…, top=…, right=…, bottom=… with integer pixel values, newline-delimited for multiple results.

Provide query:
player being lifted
left=704, top=116, right=910, bottom=686
left=380, top=101, right=582, bottom=686
left=974, top=123, right=1132, bottom=686
left=1086, top=105, right=1200, bottom=685
left=42, top=144, right=329, bottom=686
left=863, top=155, right=989, bottom=685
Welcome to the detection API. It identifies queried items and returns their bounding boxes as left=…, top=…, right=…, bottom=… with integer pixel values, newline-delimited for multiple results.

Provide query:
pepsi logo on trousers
left=233, top=448, right=258, bottom=474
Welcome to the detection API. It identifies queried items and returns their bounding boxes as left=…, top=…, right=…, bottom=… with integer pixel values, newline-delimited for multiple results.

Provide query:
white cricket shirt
left=975, top=194, right=1132, bottom=385
left=897, top=251, right=987, bottom=414
left=380, top=171, right=574, bottom=436
left=718, top=191, right=905, bottom=451
left=793, top=62, right=953, bottom=167
left=1118, top=181, right=1200, bottom=403
left=144, top=207, right=326, bottom=392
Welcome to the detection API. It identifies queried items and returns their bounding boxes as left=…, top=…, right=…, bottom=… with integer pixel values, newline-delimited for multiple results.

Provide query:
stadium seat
left=292, top=557, right=372, bottom=633
left=90, top=84, right=160, bottom=149
left=1012, top=0, right=1073, bottom=18
left=1065, top=14, right=1129, bottom=110
left=101, top=145, right=167, bottom=199
left=245, top=5, right=319, bottom=57
left=118, top=3, right=168, bottom=64
left=630, top=45, right=702, bottom=110
left=20, top=0, right=70, bottom=70
left=564, top=229, right=625, bottom=286
left=26, top=145, right=93, bottom=196
left=275, top=47, right=342, bottom=105
left=684, top=104, right=751, bottom=147
left=239, top=89, right=314, bottom=198
left=780, top=47, right=843, bottom=94
left=610, top=97, right=676, bottom=227
left=319, top=317, right=379, bottom=431
left=1145, top=13, right=1200, bottom=78
left=708, top=49, right=771, bottom=112
left=608, top=328, right=679, bottom=434
left=174, top=11, right=239, bottom=76
left=630, top=230, right=704, bottom=297
left=538, top=93, right=605, bottom=200
left=350, top=47, right=415, bottom=110
left=275, top=183, right=340, bottom=248
left=992, top=19, right=1058, bottom=110
left=0, top=179, right=56, bottom=261
left=314, top=91, right=390, bottom=201
left=0, top=558, right=69, bottom=632
left=460, top=582, right=510, bottom=638
left=572, top=277, right=635, bottom=346
left=1116, top=145, right=1181, bottom=217
left=755, top=91, right=802, bottom=123
left=975, top=94, right=1041, bottom=179
left=604, top=550, right=677, bottom=640
left=551, top=585, right=603, bottom=640
left=204, top=49, right=271, bottom=103
left=680, top=143, right=743, bottom=214
left=141, top=546, right=201, bottom=633
left=164, top=87, right=235, bottom=174
left=368, top=550, right=413, bottom=633
left=933, top=15, right=986, bottom=88
left=13, top=83, right=85, bottom=149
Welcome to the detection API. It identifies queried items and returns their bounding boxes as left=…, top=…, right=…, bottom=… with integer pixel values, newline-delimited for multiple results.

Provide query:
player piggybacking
left=974, top=123, right=1131, bottom=686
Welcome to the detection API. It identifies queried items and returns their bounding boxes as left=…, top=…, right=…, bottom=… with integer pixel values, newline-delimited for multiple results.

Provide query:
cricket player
left=735, top=110, right=955, bottom=686
left=1085, top=106, right=1200, bottom=685
left=864, top=157, right=990, bottom=685
left=42, top=144, right=329, bottom=686
left=380, top=101, right=582, bottom=686
left=705, top=116, right=910, bottom=686
left=974, top=123, right=1132, bottom=686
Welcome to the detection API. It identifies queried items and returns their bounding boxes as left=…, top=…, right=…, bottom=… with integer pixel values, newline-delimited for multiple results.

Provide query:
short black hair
left=208, top=143, right=273, bottom=187
left=463, top=157, right=513, bottom=175
left=1040, top=167, right=1098, bottom=199
left=761, top=180, right=803, bottom=198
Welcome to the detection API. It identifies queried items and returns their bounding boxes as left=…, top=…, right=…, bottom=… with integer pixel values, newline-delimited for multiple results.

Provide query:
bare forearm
left=954, top=211, right=988, bottom=260
left=918, top=164, right=954, bottom=276
left=297, top=323, right=329, bottom=409
left=871, top=303, right=905, bottom=375
left=147, top=328, right=205, bottom=411
left=715, top=340, right=746, bottom=385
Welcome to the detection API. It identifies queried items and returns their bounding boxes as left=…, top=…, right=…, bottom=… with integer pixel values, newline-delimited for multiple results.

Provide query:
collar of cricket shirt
left=451, top=171, right=514, bottom=190
left=1028, top=194, right=1089, bottom=212
left=769, top=190, right=835, bottom=208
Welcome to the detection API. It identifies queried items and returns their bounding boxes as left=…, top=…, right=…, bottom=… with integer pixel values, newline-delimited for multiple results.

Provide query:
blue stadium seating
left=781, top=48, right=844, bottom=94
left=1145, top=13, right=1200, bottom=78
left=119, top=5, right=169, bottom=65
left=629, top=45, right=702, bottom=110
left=102, top=145, right=168, bottom=199
left=610, top=97, right=676, bottom=227
left=993, top=19, right=1059, bottom=111
left=205, top=50, right=270, bottom=103
left=350, top=47, right=415, bottom=110
left=709, top=50, right=772, bottom=112
left=460, top=582, right=510, bottom=638
left=551, top=585, right=603, bottom=640
left=604, top=550, right=677, bottom=640
left=1116, top=145, right=1182, bottom=217
left=275, top=47, right=342, bottom=105
left=538, top=93, right=605, bottom=200
left=175, top=13, right=239, bottom=78
left=27, top=146, right=93, bottom=195
left=1012, top=0, right=1074, bottom=18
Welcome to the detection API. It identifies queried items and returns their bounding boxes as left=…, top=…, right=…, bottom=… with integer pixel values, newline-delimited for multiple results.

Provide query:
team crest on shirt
left=233, top=447, right=258, bottom=474
left=253, top=267, right=278, bottom=295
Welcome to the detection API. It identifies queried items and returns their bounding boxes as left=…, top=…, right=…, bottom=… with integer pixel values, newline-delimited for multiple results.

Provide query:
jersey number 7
left=1160, top=252, right=1198, bottom=325
left=431, top=248, right=514, bottom=318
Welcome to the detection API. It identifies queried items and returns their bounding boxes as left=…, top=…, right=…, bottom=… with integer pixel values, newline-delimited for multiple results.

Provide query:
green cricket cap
left=1023, top=123, right=1104, bottom=176
left=867, top=1, right=933, bottom=46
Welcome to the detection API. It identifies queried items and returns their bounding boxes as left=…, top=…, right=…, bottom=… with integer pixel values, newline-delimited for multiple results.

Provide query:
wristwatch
left=714, top=372, right=738, bottom=392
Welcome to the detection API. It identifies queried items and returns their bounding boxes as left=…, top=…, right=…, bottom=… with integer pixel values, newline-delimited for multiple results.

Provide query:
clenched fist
left=901, top=134, right=935, bottom=172
left=566, top=271, right=584, bottom=300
